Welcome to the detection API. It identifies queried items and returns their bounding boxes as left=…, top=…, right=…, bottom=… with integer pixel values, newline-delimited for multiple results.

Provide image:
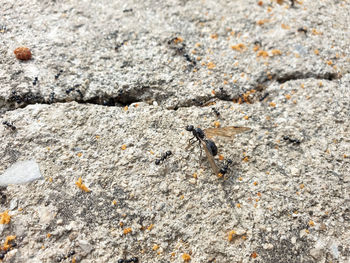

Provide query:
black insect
left=2, top=121, right=16, bottom=131
left=297, top=27, right=307, bottom=34
left=155, top=151, right=172, bottom=165
left=118, top=257, right=139, bottom=263
left=259, top=92, right=269, bottom=102
left=123, top=8, right=133, bottom=12
left=290, top=0, right=295, bottom=7
left=283, top=136, right=301, bottom=145
left=212, top=107, right=220, bottom=117
left=186, top=125, right=250, bottom=175
left=55, top=70, right=63, bottom=80
left=33, top=77, right=38, bottom=85
left=219, top=159, right=233, bottom=175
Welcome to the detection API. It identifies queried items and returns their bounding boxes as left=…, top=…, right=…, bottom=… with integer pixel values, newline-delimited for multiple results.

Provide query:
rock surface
left=0, top=0, right=349, bottom=262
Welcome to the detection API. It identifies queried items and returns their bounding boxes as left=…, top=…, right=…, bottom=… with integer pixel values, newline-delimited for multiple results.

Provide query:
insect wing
left=204, top=126, right=251, bottom=139
left=200, top=139, right=219, bottom=175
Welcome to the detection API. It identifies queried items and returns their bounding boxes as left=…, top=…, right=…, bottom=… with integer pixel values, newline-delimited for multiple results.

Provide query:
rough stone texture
left=0, top=0, right=349, bottom=262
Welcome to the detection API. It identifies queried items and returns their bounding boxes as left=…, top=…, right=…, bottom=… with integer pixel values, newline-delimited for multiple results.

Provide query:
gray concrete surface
left=0, top=0, right=349, bottom=262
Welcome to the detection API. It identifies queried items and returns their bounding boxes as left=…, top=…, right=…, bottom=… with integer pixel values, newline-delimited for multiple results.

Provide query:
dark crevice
left=275, top=71, right=340, bottom=83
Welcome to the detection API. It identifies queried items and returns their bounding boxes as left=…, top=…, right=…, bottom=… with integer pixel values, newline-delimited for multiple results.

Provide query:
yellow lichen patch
left=124, top=106, right=128, bottom=111
left=182, top=253, right=191, bottom=262
left=47, top=233, right=51, bottom=238
left=243, top=115, right=249, bottom=120
left=75, top=177, right=90, bottom=192
left=231, top=43, right=246, bottom=51
left=309, top=220, right=315, bottom=227
left=121, top=144, right=127, bottom=150
left=285, top=94, right=291, bottom=100
left=217, top=173, right=223, bottom=178
left=257, top=50, right=269, bottom=58
left=180, top=195, right=184, bottom=200
left=238, top=177, right=243, bottom=181
left=213, top=121, right=220, bottom=128
left=72, top=257, right=76, bottom=263
left=173, top=37, right=183, bottom=44
left=253, top=45, right=260, bottom=52
left=243, top=156, right=249, bottom=162
left=257, top=19, right=269, bottom=26
left=123, top=227, right=132, bottom=235
left=76, top=152, right=83, bottom=157
left=95, top=135, right=100, bottom=139
left=269, top=102, right=276, bottom=107
left=207, top=62, right=216, bottom=69
left=271, top=49, right=282, bottom=56
left=313, top=49, right=319, bottom=55
left=281, top=24, right=290, bottom=30
left=147, top=224, right=154, bottom=231
left=318, top=81, right=323, bottom=87
left=3, top=235, right=16, bottom=250
left=218, top=155, right=224, bottom=161
left=192, top=173, right=198, bottom=179
left=112, top=200, right=117, bottom=206
left=326, top=60, right=333, bottom=65
left=0, top=210, right=11, bottom=224
left=228, top=230, right=236, bottom=241
left=153, top=244, right=159, bottom=251
left=236, top=203, right=241, bottom=208
left=312, top=29, right=322, bottom=35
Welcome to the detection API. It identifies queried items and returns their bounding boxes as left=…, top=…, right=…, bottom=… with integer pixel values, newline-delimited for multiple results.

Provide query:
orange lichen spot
left=309, top=220, right=315, bottom=227
left=182, top=253, right=191, bottom=262
left=305, top=229, right=310, bottom=234
left=257, top=50, right=269, bottom=58
left=213, top=121, right=220, bottom=128
left=242, top=156, right=249, bottom=163
left=95, top=135, right=100, bottom=139
left=112, top=200, right=117, bottom=206
left=77, top=152, right=83, bottom=157
left=147, top=224, right=154, bottom=231
left=344, top=154, right=348, bottom=158
left=119, top=222, right=124, bottom=227
left=312, top=29, right=322, bottom=35
left=257, top=192, right=262, bottom=197
left=121, top=144, right=127, bottom=150
left=3, top=235, right=16, bottom=250
left=210, top=33, right=218, bottom=39
left=218, top=155, right=224, bottom=161
left=238, top=177, right=243, bottom=181
left=251, top=251, right=258, bottom=258
left=14, top=47, right=32, bottom=60
left=171, top=252, right=176, bottom=257
left=300, top=83, right=305, bottom=88
left=195, top=43, right=201, bottom=48
left=72, top=257, right=76, bottom=263
left=153, top=244, right=159, bottom=251
left=285, top=94, right=291, bottom=100
left=196, top=56, right=201, bottom=61
left=313, top=49, right=319, bottom=55
left=257, top=19, right=269, bottom=26
left=192, top=172, right=198, bottom=179
left=217, top=173, right=224, bottom=178
left=223, top=80, right=228, bottom=85
left=47, top=233, right=51, bottom=238
left=211, top=90, right=216, bottom=95
left=207, top=62, right=216, bottom=69
left=326, top=60, right=333, bottom=65
left=230, top=30, right=235, bottom=36
left=277, top=0, right=284, bottom=4
left=124, top=106, right=128, bottom=111
left=281, top=24, right=290, bottom=30
left=228, top=230, right=236, bottom=241
left=231, top=43, right=246, bottom=51
left=236, top=203, right=241, bottom=208
left=0, top=210, right=11, bottom=224
left=149, top=150, right=154, bottom=155
left=75, top=177, right=90, bottom=192
left=271, top=49, right=282, bottom=56
left=134, top=103, right=139, bottom=108
left=243, top=115, right=249, bottom=120
left=265, top=116, right=271, bottom=121
left=123, top=227, right=132, bottom=235
left=253, top=181, right=258, bottom=186
left=173, top=37, right=183, bottom=44
left=267, top=6, right=272, bottom=12
left=318, top=81, right=323, bottom=87
left=269, top=102, right=276, bottom=107
left=299, top=184, right=305, bottom=189
left=258, top=1, right=263, bottom=6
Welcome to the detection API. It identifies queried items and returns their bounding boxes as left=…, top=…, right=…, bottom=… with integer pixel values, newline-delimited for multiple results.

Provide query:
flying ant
left=185, top=125, right=250, bottom=175
left=155, top=151, right=172, bottom=165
